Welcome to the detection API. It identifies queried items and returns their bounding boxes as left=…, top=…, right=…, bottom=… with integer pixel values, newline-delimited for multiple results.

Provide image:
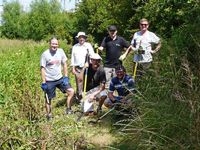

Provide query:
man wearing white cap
left=79, top=53, right=107, bottom=114
left=71, top=32, right=94, bottom=100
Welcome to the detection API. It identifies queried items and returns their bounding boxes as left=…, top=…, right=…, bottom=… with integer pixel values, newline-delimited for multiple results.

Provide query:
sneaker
left=65, top=108, right=73, bottom=115
left=46, top=114, right=52, bottom=121
left=89, top=111, right=96, bottom=116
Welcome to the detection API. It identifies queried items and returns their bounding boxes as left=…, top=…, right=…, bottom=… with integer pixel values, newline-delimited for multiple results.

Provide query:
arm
left=88, top=43, right=95, bottom=55
left=63, top=62, right=68, bottom=77
left=151, top=41, right=161, bottom=54
left=119, top=45, right=135, bottom=61
left=40, top=53, right=46, bottom=83
left=78, top=62, right=89, bottom=82
left=41, top=67, right=46, bottom=83
left=71, top=47, right=76, bottom=75
left=108, top=92, right=116, bottom=102
left=98, top=37, right=106, bottom=51
left=108, top=79, right=116, bottom=102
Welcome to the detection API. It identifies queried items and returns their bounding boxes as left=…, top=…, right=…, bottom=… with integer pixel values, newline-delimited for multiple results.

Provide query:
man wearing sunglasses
left=120, top=18, right=161, bottom=77
left=104, top=65, right=135, bottom=108
left=132, top=18, right=161, bottom=76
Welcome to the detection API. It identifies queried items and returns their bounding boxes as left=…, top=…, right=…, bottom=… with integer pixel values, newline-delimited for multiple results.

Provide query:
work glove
left=84, top=62, right=89, bottom=68
left=119, top=53, right=126, bottom=61
left=94, top=43, right=99, bottom=49
left=41, top=83, right=48, bottom=91
left=63, top=76, right=69, bottom=86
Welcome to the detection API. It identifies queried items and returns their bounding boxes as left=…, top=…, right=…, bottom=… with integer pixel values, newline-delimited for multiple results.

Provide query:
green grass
left=0, top=39, right=130, bottom=149
left=0, top=39, right=199, bottom=149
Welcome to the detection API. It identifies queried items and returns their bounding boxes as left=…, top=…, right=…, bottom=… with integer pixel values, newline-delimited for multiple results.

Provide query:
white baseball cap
left=90, top=53, right=102, bottom=60
left=76, top=32, right=87, bottom=38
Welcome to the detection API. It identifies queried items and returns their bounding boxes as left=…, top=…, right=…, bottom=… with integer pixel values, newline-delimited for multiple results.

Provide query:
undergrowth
left=0, top=38, right=199, bottom=149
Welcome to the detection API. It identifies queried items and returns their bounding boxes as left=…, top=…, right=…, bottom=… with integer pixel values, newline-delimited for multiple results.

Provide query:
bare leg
left=98, top=96, right=107, bottom=108
left=97, top=96, right=107, bottom=114
left=66, top=88, right=75, bottom=109
left=75, top=67, right=83, bottom=100
left=65, top=88, right=75, bottom=114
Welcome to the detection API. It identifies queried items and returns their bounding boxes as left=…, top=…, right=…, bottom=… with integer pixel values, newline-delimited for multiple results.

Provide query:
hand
left=72, top=68, right=77, bottom=75
left=98, top=46, right=103, bottom=51
left=41, top=83, right=48, bottom=91
left=88, top=93, right=96, bottom=102
left=84, top=62, right=89, bottom=68
left=119, top=53, right=126, bottom=61
left=63, top=76, right=69, bottom=86
left=150, top=50, right=156, bottom=54
left=128, top=80, right=134, bottom=87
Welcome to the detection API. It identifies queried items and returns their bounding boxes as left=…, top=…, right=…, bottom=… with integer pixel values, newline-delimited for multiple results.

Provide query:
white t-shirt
left=131, top=30, right=160, bottom=63
left=40, top=48, right=67, bottom=81
left=71, top=42, right=94, bottom=67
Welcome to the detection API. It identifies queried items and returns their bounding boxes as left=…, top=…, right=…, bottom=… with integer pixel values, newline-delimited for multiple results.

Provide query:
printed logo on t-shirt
left=47, top=59, right=59, bottom=66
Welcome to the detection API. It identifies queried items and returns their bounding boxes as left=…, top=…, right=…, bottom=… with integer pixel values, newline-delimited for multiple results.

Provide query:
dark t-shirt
left=84, top=64, right=106, bottom=92
left=101, top=36, right=130, bottom=68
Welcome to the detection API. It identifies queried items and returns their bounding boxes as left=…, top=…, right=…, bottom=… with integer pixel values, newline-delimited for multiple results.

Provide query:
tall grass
left=0, top=37, right=199, bottom=149
left=0, top=39, right=124, bottom=149
left=0, top=39, right=80, bottom=149
left=119, top=31, right=200, bottom=149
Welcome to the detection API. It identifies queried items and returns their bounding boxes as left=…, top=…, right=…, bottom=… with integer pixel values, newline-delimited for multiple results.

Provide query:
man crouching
left=79, top=53, right=107, bottom=115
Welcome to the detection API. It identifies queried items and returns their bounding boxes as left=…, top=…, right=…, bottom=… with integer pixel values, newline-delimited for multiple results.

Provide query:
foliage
left=0, top=0, right=76, bottom=42
left=75, top=0, right=135, bottom=41
left=1, top=1, right=22, bottom=39
left=0, top=39, right=125, bottom=149
left=121, top=39, right=200, bottom=149
left=129, top=0, right=200, bottom=38
left=0, top=0, right=200, bottom=149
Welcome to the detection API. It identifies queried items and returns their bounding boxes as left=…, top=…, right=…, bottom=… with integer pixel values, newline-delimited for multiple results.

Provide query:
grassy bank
left=0, top=39, right=199, bottom=149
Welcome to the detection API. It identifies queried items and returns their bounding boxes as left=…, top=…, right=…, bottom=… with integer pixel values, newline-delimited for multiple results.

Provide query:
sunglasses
left=140, top=24, right=148, bottom=26
left=109, top=30, right=116, bottom=32
left=91, top=59, right=100, bottom=62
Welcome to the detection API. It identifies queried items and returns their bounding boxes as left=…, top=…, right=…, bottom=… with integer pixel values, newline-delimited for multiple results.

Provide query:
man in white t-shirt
left=131, top=18, right=161, bottom=63
left=71, top=32, right=94, bottom=100
left=120, top=18, right=161, bottom=76
left=40, top=38, right=75, bottom=120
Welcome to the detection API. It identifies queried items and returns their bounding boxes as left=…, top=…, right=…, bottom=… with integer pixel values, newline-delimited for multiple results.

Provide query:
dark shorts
left=46, top=77, right=72, bottom=100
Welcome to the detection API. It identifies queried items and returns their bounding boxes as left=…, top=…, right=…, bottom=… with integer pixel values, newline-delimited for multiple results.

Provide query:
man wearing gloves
left=40, top=38, right=75, bottom=120
left=98, top=25, right=131, bottom=84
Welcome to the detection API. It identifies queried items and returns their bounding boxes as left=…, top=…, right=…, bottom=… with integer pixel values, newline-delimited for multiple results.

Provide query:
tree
left=28, top=0, right=60, bottom=40
left=1, top=1, right=22, bottom=39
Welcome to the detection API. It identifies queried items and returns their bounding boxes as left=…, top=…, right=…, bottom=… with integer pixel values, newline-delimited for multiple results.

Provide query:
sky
left=0, top=0, right=77, bottom=12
